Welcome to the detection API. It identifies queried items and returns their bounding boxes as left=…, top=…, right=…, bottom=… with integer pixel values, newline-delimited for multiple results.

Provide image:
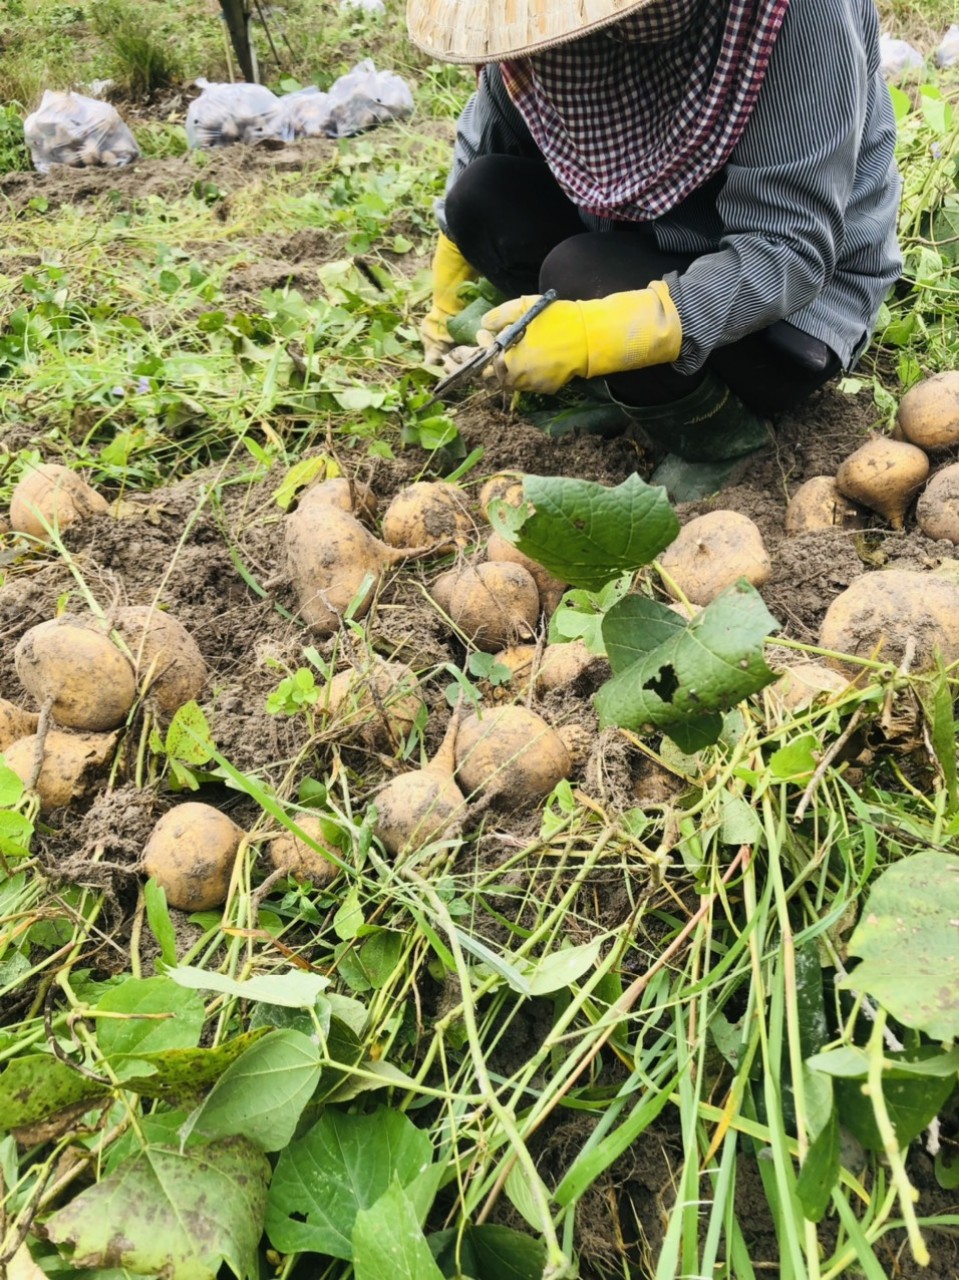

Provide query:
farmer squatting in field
left=411, top=0, right=903, bottom=500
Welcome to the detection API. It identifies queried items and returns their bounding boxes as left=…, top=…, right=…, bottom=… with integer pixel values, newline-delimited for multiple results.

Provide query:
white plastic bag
left=23, top=90, right=140, bottom=174
left=339, top=0, right=385, bottom=11
left=278, top=86, right=333, bottom=139
left=326, top=59, right=414, bottom=139
left=185, top=79, right=293, bottom=149
left=879, top=34, right=924, bottom=78
left=935, top=25, right=959, bottom=68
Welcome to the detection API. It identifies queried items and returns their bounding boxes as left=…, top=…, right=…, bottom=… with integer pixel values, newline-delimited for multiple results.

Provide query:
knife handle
left=493, top=289, right=558, bottom=352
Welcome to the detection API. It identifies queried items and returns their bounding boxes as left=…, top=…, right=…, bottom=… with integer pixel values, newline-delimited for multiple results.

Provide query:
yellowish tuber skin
left=374, top=712, right=465, bottom=857
left=659, top=511, right=771, bottom=606
left=478, top=473, right=524, bottom=521
left=268, top=813, right=341, bottom=886
left=784, top=476, right=869, bottom=536
left=321, top=657, right=424, bottom=750
left=9, top=463, right=109, bottom=540
left=445, top=561, right=541, bottom=652
left=916, top=463, right=959, bottom=544
left=295, top=476, right=378, bottom=524
left=285, top=504, right=422, bottom=636
left=492, top=639, right=598, bottom=695
left=834, top=438, right=929, bottom=530
left=142, top=802, right=245, bottom=911
left=486, top=532, right=566, bottom=615
left=0, top=699, right=39, bottom=751
left=114, top=605, right=207, bottom=717
left=768, top=663, right=848, bottom=713
left=896, top=371, right=959, bottom=452
left=15, top=618, right=136, bottom=731
left=819, top=568, right=959, bottom=674
left=5, top=729, right=116, bottom=813
left=455, top=705, right=571, bottom=809
left=381, top=481, right=475, bottom=551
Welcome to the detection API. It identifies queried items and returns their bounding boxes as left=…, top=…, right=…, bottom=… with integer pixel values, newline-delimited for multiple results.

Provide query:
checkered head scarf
left=500, top=0, right=790, bottom=221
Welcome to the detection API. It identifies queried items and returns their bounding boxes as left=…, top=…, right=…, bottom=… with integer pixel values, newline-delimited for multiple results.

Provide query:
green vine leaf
left=842, top=850, right=959, bottom=1040
left=489, top=474, right=679, bottom=590
left=595, top=581, right=779, bottom=748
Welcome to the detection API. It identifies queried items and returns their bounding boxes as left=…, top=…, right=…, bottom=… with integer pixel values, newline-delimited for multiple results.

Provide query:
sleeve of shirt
left=435, top=64, right=537, bottom=237
left=666, top=0, right=876, bottom=373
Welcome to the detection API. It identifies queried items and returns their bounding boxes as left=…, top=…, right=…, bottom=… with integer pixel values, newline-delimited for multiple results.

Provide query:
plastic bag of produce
left=185, top=79, right=293, bottom=149
left=936, top=25, right=959, bottom=68
left=278, top=86, right=333, bottom=139
left=326, top=59, right=413, bottom=138
left=878, top=34, right=924, bottom=78
left=23, top=90, right=140, bottom=174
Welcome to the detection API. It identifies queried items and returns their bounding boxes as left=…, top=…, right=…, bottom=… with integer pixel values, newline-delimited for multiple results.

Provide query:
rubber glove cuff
left=422, top=233, right=476, bottom=350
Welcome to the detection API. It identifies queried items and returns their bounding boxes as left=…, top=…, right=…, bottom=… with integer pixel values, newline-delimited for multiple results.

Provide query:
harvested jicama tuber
left=895, top=371, right=959, bottom=452
left=486, top=532, right=566, bottom=614
left=455, top=705, right=571, bottom=808
left=659, top=511, right=771, bottom=605
left=479, top=472, right=524, bottom=520
left=768, top=663, right=848, bottom=713
left=784, top=476, right=868, bottom=535
left=268, top=813, right=341, bottom=885
left=321, top=656, right=424, bottom=748
left=142, top=802, right=245, bottom=911
left=374, top=712, right=465, bottom=857
left=381, top=481, right=474, bottom=551
left=493, top=639, right=598, bottom=695
left=10, top=463, right=109, bottom=539
left=834, top=438, right=929, bottom=530
left=15, top=618, right=136, bottom=731
left=0, top=698, right=39, bottom=751
left=5, top=729, right=116, bottom=813
left=819, top=569, right=959, bottom=673
left=285, top=503, right=424, bottom=635
left=916, top=463, right=959, bottom=543
left=440, top=562, right=540, bottom=651
left=114, top=606, right=207, bottom=717
left=295, top=476, right=378, bottom=524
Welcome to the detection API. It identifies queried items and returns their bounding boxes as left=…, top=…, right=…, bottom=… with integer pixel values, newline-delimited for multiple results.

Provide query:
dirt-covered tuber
left=15, top=618, right=136, bottom=731
left=439, top=562, right=540, bottom=651
left=142, top=802, right=245, bottom=911
left=659, top=511, right=771, bottom=605
left=819, top=568, right=959, bottom=673
left=268, top=814, right=341, bottom=885
left=896, top=371, right=959, bottom=452
left=114, top=606, right=207, bottom=717
left=784, top=476, right=868, bottom=536
left=5, top=729, right=116, bottom=813
left=374, top=712, right=465, bottom=857
left=835, top=438, right=929, bottom=530
left=381, top=481, right=474, bottom=551
left=455, top=705, right=571, bottom=808
left=10, top=463, right=109, bottom=540
left=916, top=463, right=959, bottom=544
left=321, top=656, right=424, bottom=749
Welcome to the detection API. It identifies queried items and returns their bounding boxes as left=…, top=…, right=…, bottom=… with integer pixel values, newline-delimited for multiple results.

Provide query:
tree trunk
left=217, top=0, right=256, bottom=83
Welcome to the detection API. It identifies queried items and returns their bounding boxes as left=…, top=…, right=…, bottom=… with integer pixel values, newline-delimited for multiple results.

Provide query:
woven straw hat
left=407, top=0, right=658, bottom=63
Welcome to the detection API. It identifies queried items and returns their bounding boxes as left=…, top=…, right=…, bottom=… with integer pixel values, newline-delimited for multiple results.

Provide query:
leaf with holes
left=595, top=582, right=779, bottom=749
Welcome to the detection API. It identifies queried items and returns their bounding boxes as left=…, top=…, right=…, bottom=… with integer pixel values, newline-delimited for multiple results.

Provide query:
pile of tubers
left=3, top=609, right=206, bottom=813
left=785, top=370, right=959, bottom=538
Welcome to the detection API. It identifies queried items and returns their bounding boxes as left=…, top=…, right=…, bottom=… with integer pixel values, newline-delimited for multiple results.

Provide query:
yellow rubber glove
left=480, top=282, right=682, bottom=394
left=421, top=233, right=477, bottom=359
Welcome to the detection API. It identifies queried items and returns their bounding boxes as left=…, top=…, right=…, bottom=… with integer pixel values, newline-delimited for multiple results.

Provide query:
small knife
left=422, top=289, right=558, bottom=409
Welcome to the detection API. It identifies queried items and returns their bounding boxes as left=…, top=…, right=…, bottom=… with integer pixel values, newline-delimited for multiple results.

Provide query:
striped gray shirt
left=438, top=0, right=902, bottom=373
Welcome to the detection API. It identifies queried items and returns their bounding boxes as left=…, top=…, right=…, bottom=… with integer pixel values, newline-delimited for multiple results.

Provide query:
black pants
left=444, top=155, right=841, bottom=416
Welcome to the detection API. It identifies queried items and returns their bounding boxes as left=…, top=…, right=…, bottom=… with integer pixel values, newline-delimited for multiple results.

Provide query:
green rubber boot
left=617, top=372, right=772, bottom=502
